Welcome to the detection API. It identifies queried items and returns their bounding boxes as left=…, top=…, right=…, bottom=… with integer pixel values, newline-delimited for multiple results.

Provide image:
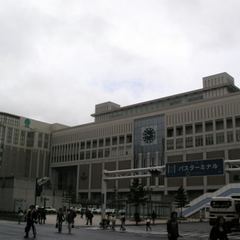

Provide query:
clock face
left=142, top=127, right=156, bottom=143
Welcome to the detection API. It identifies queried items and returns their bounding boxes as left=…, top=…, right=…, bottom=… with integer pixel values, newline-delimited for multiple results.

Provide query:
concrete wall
left=0, top=177, right=35, bottom=212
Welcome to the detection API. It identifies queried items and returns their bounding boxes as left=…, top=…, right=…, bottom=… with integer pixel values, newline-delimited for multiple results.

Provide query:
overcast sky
left=1, top=0, right=240, bottom=126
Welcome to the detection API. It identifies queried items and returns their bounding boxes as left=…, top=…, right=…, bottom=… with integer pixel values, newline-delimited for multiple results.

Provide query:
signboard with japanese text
left=165, top=158, right=224, bottom=178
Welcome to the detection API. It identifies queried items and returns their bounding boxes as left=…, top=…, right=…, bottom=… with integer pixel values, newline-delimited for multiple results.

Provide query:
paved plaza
left=1, top=214, right=240, bottom=240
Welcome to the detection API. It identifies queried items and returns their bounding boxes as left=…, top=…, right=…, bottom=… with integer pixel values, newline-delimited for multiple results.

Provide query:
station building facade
left=1, top=72, right=240, bottom=212
left=0, top=114, right=67, bottom=211
left=50, top=72, right=240, bottom=204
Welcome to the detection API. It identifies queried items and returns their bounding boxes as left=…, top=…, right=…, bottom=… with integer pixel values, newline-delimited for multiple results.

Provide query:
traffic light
left=36, top=185, right=43, bottom=197
left=148, top=168, right=160, bottom=176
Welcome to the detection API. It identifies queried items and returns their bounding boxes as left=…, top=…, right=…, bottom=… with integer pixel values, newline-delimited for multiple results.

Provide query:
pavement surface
left=1, top=214, right=240, bottom=240
left=37, top=214, right=240, bottom=239
left=43, top=213, right=201, bottom=227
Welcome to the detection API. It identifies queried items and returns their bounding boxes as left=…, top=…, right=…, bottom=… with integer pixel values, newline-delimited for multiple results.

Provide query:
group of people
left=17, top=206, right=46, bottom=225
left=56, top=207, right=94, bottom=233
left=17, top=205, right=46, bottom=238
left=19, top=205, right=229, bottom=240
left=100, top=213, right=117, bottom=230
left=20, top=205, right=78, bottom=238
left=167, top=211, right=228, bottom=240
left=133, top=210, right=156, bottom=231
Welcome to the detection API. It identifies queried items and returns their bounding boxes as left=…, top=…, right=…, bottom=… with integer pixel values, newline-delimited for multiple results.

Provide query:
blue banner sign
left=166, top=158, right=224, bottom=178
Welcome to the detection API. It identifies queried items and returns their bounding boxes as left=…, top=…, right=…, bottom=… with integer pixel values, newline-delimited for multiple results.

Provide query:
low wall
left=0, top=211, right=18, bottom=221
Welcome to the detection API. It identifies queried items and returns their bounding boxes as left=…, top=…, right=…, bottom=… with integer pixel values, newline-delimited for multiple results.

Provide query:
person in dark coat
left=151, top=210, right=157, bottom=224
left=209, top=216, right=229, bottom=240
left=40, top=207, right=46, bottom=224
left=134, top=211, right=140, bottom=225
left=66, top=209, right=76, bottom=234
left=167, top=211, right=180, bottom=240
left=119, top=213, right=126, bottom=231
left=86, top=210, right=94, bottom=225
left=24, top=205, right=37, bottom=238
left=56, top=208, right=65, bottom=233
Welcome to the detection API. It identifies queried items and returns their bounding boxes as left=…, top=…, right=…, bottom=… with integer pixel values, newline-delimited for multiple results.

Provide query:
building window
left=98, top=149, right=103, bottom=158
left=44, top=134, right=49, bottom=148
left=86, top=141, right=91, bottom=149
left=126, top=134, right=132, bottom=143
left=92, top=150, right=97, bottom=158
left=13, top=129, right=19, bottom=144
left=105, top=138, right=111, bottom=146
left=216, top=132, right=225, bottom=144
left=27, top=132, right=34, bottom=147
left=86, top=151, right=91, bottom=159
left=0, top=114, right=20, bottom=126
left=92, top=140, right=97, bottom=148
left=80, top=151, right=85, bottom=160
left=195, top=135, right=203, bottom=147
left=216, top=119, right=224, bottom=130
left=119, top=135, right=125, bottom=144
left=81, top=142, right=85, bottom=149
left=20, top=131, right=26, bottom=146
left=226, top=118, right=233, bottom=128
left=206, top=134, right=214, bottom=145
left=118, top=146, right=124, bottom=156
left=99, top=139, right=104, bottom=147
left=227, top=131, right=233, bottom=143
left=167, top=128, right=174, bottom=137
left=7, top=128, right=13, bottom=143
left=236, top=130, right=240, bottom=142
left=176, top=126, right=183, bottom=136
left=205, top=121, right=213, bottom=131
left=111, top=147, right=117, bottom=156
left=176, top=138, right=183, bottom=149
left=105, top=148, right=110, bottom=157
left=126, top=145, right=132, bottom=155
left=235, top=116, right=240, bottom=127
left=186, top=137, right=193, bottom=148
left=185, top=125, right=193, bottom=135
left=195, top=123, right=203, bottom=133
left=38, top=133, right=43, bottom=147
left=167, top=140, right=174, bottom=150
left=112, top=137, right=118, bottom=145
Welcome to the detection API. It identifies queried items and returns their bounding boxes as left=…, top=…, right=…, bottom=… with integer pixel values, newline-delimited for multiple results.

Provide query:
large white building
left=50, top=72, right=240, bottom=205
left=1, top=72, right=240, bottom=213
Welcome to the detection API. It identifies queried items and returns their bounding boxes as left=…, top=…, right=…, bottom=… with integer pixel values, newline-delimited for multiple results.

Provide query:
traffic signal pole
left=101, top=166, right=165, bottom=221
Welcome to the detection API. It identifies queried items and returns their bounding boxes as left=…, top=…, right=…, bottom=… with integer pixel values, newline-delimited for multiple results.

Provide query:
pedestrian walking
left=111, top=214, right=116, bottom=231
left=120, top=213, right=126, bottom=231
left=56, top=208, right=65, bottom=233
left=151, top=210, right=157, bottom=224
left=66, top=209, right=76, bottom=234
left=40, top=207, right=46, bottom=224
left=17, top=207, right=24, bottom=224
left=86, top=210, right=94, bottom=225
left=134, top=211, right=140, bottom=225
left=146, top=214, right=152, bottom=231
left=167, top=211, right=180, bottom=240
left=209, top=216, right=229, bottom=240
left=24, top=205, right=37, bottom=238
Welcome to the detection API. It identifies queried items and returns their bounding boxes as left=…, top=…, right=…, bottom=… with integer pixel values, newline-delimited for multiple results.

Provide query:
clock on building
left=142, top=127, right=156, bottom=143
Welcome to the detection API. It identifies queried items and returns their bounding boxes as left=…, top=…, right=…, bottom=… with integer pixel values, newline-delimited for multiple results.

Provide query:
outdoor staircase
left=182, top=183, right=240, bottom=217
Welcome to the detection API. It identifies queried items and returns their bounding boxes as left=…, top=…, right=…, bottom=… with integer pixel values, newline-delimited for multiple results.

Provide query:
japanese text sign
left=166, top=158, right=224, bottom=178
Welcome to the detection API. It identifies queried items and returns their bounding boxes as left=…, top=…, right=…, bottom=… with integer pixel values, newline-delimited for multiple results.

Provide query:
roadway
left=1, top=214, right=240, bottom=240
